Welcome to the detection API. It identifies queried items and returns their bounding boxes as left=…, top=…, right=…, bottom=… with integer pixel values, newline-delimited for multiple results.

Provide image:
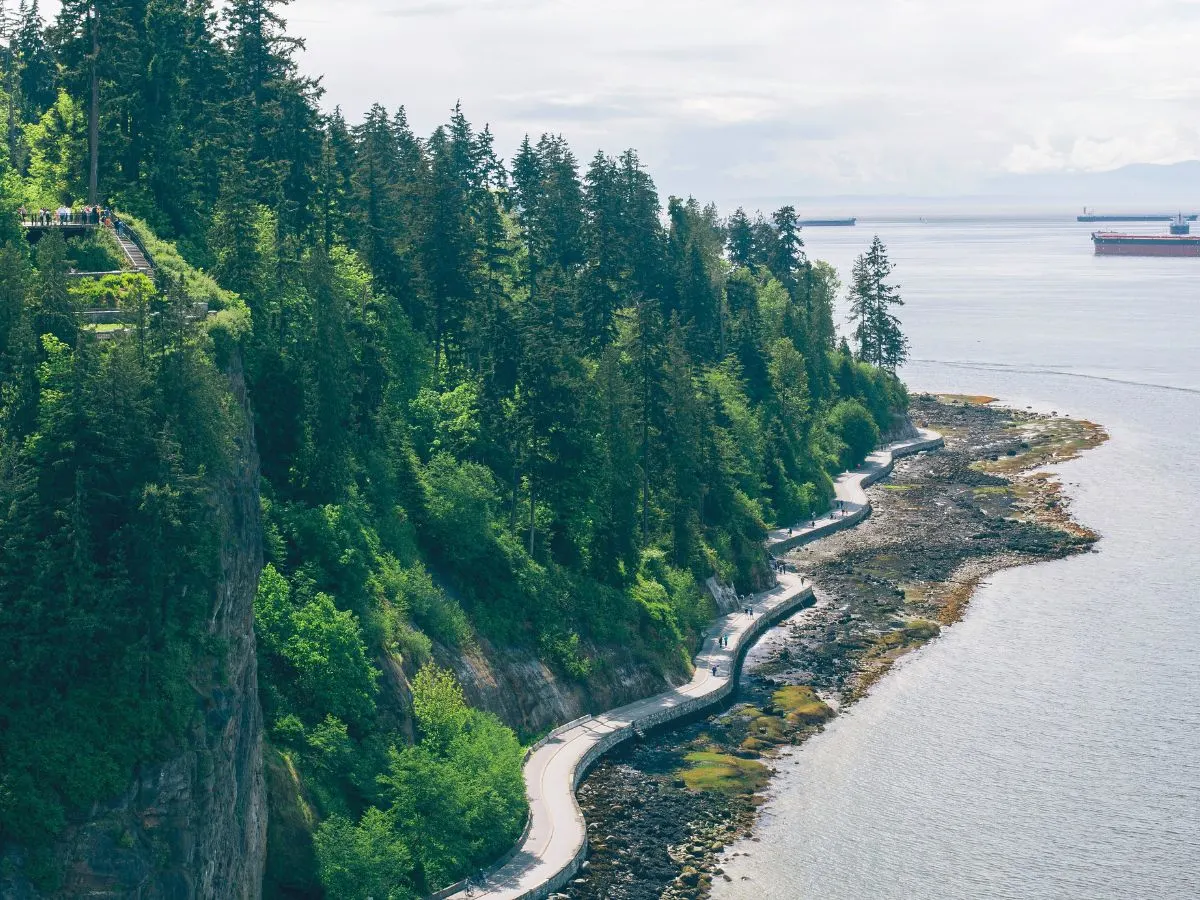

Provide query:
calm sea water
left=713, top=215, right=1200, bottom=899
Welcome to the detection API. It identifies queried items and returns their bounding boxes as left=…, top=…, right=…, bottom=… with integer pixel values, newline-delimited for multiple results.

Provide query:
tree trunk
left=510, top=458, right=520, bottom=533
left=641, top=422, right=649, bottom=545
left=527, top=471, right=536, bottom=556
left=88, top=5, right=100, bottom=204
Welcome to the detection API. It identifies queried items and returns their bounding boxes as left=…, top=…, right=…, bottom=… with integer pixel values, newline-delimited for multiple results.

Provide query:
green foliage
left=410, top=665, right=471, bottom=752
left=120, top=215, right=238, bottom=310
left=314, top=808, right=417, bottom=900
left=409, top=380, right=482, bottom=461
left=827, top=399, right=881, bottom=469
left=63, top=229, right=126, bottom=273
left=254, top=564, right=379, bottom=730
left=307, top=666, right=525, bottom=895
left=849, top=236, right=909, bottom=371
left=376, top=666, right=525, bottom=891
left=21, top=91, right=86, bottom=205
left=0, top=8, right=912, bottom=891
left=0, top=241, right=240, bottom=845
left=68, top=272, right=155, bottom=308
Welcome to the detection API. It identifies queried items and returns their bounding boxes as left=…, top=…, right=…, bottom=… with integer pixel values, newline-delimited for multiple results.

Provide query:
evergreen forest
left=0, top=1, right=908, bottom=896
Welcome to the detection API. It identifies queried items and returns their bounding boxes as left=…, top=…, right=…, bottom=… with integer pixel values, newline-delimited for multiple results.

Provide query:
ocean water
left=712, top=215, right=1200, bottom=899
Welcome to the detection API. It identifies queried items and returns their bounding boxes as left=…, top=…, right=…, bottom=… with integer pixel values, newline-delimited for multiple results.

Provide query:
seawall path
left=437, top=428, right=943, bottom=900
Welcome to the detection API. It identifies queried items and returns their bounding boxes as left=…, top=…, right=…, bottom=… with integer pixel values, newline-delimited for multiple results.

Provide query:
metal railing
left=114, top=220, right=156, bottom=272
left=19, top=211, right=104, bottom=227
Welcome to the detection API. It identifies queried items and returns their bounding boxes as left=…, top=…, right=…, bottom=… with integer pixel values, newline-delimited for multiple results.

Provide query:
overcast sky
left=284, top=0, right=1200, bottom=202
left=46, top=0, right=1200, bottom=202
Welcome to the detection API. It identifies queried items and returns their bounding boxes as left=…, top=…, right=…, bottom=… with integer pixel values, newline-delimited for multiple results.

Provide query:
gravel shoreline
left=560, top=395, right=1107, bottom=900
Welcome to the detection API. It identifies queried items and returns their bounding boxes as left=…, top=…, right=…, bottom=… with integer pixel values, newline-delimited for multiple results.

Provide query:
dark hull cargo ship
left=1092, top=232, right=1200, bottom=257
left=799, top=218, right=856, bottom=226
left=1078, top=214, right=1198, bottom=223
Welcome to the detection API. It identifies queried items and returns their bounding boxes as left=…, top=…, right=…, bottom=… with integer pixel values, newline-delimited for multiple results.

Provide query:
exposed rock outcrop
left=447, top=639, right=689, bottom=738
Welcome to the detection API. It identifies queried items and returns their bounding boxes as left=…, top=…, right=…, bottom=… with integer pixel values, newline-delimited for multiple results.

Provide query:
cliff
left=446, top=639, right=689, bottom=739
left=1, top=358, right=268, bottom=899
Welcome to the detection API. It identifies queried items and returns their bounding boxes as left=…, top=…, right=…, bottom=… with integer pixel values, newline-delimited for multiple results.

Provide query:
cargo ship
left=1092, top=230, right=1200, bottom=257
left=799, top=217, right=856, bottom=226
left=1078, top=208, right=1198, bottom=223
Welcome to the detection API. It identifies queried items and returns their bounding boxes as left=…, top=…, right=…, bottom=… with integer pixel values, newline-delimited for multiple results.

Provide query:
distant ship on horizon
left=1078, top=207, right=1198, bottom=223
left=799, top=217, right=856, bottom=227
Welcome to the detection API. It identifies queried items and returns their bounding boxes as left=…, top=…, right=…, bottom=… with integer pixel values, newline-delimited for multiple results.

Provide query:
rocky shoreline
left=559, top=395, right=1107, bottom=900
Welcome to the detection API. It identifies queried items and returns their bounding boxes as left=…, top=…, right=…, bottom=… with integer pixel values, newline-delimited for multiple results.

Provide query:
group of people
left=17, top=204, right=114, bottom=227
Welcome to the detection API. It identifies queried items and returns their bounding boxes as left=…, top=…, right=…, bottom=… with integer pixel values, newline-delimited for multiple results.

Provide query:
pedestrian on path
left=711, top=664, right=718, bottom=676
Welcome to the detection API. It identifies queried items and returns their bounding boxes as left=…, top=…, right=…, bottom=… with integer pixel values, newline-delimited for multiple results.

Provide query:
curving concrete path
left=436, top=428, right=943, bottom=900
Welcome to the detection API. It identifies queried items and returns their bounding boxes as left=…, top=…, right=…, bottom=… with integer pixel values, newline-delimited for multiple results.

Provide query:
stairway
left=111, top=224, right=153, bottom=274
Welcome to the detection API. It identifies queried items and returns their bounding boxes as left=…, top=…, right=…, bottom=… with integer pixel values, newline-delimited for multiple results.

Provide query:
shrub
left=314, top=808, right=417, bottom=900
left=68, top=272, right=154, bottom=309
left=119, top=214, right=237, bottom=309
left=826, top=399, right=880, bottom=469
left=374, top=666, right=526, bottom=892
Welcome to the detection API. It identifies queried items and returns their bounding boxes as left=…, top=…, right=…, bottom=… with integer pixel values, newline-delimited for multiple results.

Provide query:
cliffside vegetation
left=0, top=1, right=906, bottom=896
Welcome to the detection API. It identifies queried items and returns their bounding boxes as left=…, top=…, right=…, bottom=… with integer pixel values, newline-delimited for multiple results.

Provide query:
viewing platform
left=19, top=216, right=155, bottom=276
left=20, top=220, right=101, bottom=240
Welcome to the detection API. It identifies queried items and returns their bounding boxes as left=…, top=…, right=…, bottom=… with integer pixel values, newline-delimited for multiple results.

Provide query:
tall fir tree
left=848, top=235, right=908, bottom=371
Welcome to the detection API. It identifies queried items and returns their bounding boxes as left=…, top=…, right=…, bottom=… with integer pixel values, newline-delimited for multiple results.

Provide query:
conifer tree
left=579, top=150, right=623, bottom=350
left=726, top=206, right=754, bottom=268
left=848, top=235, right=908, bottom=371
left=15, top=0, right=56, bottom=120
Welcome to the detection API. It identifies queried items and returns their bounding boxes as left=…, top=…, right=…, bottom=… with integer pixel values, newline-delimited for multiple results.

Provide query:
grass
left=679, top=750, right=771, bottom=795
left=84, top=322, right=126, bottom=334
left=745, top=714, right=787, bottom=743
left=772, top=685, right=833, bottom=726
left=120, top=214, right=238, bottom=310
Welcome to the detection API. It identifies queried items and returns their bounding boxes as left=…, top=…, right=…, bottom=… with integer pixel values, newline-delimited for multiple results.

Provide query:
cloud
left=286, top=0, right=1200, bottom=196
left=375, top=0, right=544, bottom=17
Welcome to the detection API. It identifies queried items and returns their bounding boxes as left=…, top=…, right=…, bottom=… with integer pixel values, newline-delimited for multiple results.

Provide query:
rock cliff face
left=447, top=640, right=687, bottom=738
left=1, top=359, right=268, bottom=899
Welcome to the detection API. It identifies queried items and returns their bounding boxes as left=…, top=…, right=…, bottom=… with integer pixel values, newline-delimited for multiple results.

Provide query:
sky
left=283, top=0, right=1200, bottom=204
left=38, top=0, right=1200, bottom=204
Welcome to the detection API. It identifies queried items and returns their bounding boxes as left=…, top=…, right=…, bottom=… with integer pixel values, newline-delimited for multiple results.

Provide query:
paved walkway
left=438, top=428, right=943, bottom=900
left=767, top=427, right=944, bottom=552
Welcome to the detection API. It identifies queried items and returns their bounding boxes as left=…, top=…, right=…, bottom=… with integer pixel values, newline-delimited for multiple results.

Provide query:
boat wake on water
left=912, top=359, right=1200, bottom=396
